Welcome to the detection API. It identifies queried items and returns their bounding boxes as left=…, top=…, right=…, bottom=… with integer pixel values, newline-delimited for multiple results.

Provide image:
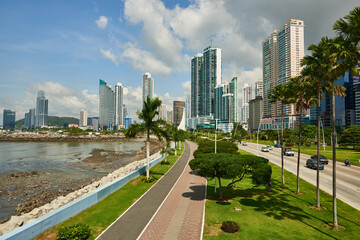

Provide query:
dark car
left=274, top=144, right=281, bottom=148
left=310, top=155, right=329, bottom=165
left=306, top=159, right=324, bottom=170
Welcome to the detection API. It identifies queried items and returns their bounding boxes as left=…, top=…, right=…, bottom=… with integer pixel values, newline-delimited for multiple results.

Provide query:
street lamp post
left=256, top=111, right=264, bottom=156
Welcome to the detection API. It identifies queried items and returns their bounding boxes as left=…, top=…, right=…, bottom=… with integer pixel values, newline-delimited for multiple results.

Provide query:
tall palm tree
left=125, top=96, right=168, bottom=179
left=333, top=7, right=360, bottom=45
left=301, top=40, right=329, bottom=208
left=269, top=83, right=291, bottom=184
left=287, top=76, right=315, bottom=194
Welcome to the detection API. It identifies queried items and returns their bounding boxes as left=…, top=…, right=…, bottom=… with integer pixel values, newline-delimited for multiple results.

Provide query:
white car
left=284, top=149, right=295, bottom=156
left=261, top=146, right=269, bottom=152
left=266, top=145, right=273, bottom=150
left=242, top=142, right=247, bottom=146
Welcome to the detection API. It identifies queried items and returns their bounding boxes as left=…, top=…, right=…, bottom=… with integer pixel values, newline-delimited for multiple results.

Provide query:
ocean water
left=0, top=141, right=145, bottom=174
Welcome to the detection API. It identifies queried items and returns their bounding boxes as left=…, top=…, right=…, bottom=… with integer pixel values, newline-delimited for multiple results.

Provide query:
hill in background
left=15, top=116, right=79, bottom=128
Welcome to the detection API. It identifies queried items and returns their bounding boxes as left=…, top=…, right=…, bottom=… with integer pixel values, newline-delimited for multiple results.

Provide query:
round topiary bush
left=285, top=142, right=294, bottom=146
left=221, top=221, right=239, bottom=233
left=56, top=223, right=90, bottom=240
left=160, top=160, right=170, bottom=165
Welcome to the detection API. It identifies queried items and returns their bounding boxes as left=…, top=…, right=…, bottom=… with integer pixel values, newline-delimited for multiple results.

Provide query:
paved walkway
left=97, top=141, right=206, bottom=240
left=139, top=141, right=206, bottom=240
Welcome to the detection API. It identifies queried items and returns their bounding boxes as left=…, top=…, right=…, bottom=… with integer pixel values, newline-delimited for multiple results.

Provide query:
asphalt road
left=239, top=142, right=360, bottom=210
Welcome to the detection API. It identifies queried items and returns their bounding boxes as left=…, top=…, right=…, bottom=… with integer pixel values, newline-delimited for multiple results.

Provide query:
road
left=239, top=142, right=360, bottom=210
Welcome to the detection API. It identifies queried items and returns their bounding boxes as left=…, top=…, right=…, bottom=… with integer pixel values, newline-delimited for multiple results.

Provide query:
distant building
left=24, top=112, right=30, bottom=129
left=36, top=90, right=48, bottom=128
left=3, top=109, right=15, bottom=129
left=191, top=53, right=203, bottom=117
left=249, top=96, right=264, bottom=131
left=255, top=81, right=263, bottom=98
left=173, top=101, right=185, bottom=127
left=124, top=116, right=132, bottom=129
left=123, top=105, right=127, bottom=124
left=99, top=79, right=115, bottom=130
left=241, top=83, right=252, bottom=124
left=142, top=72, right=154, bottom=106
left=167, top=110, right=173, bottom=123
left=115, top=83, right=124, bottom=126
left=158, top=104, right=167, bottom=120
left=80, top=109, right=88, bottom=127
left=29, top=108, right=36, bottom=129
left=185, top=96, right=191, bottom=128
left=92, top=117, right=99, bottom=131
left=87, top=117, right=93, bottom=126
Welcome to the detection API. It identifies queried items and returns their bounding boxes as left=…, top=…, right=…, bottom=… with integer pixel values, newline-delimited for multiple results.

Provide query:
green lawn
left=35, top=143, right=184, bottom=240
left=203, top=149, right=360, bottom=240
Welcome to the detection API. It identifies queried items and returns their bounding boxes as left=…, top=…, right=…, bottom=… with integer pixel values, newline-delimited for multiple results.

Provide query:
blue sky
left=0, top=0, right=359, bottom=124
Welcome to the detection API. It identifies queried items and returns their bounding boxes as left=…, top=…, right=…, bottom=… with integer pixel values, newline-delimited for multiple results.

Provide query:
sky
left=0, top=0, right=359, bottom=124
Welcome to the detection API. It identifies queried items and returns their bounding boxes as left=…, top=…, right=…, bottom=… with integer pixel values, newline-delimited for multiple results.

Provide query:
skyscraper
left=203, top=45, right=222, bottom=116
left=255, top=81, right=264, bottom=98
left=190, top=45, right=222, bottom=118
left=80, top=109, right=88, bottom=127
left=3, top=109, right=15, bottom=129
left=115, top=83, right=124, bottom=126
left=262, top=18, right=304, bottom=129
left=99, top=79, right=115, bottom=130
left=36, top=90, right=48, bottom=128
left=142, top=72, right=154, bottom=105
left=173, top=101, right=185, bottom=127
left=229, top=77, right=239, bottom=123
left=191, top=53, right=203, bottom=117
left=242, top=83, right=252, bottom=124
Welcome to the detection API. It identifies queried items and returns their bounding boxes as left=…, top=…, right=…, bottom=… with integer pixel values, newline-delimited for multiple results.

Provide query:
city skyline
left=1, top=0, right=359, bottom=124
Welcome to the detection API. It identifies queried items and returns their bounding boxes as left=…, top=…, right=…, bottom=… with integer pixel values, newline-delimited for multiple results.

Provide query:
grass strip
left=203, top=149, right=360, bottom=240
left=35, top=142, right=184, bottom=240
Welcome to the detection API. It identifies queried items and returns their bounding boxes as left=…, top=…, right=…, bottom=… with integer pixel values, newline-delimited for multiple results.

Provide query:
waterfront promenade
left=97, top=141, right=206, bottom=240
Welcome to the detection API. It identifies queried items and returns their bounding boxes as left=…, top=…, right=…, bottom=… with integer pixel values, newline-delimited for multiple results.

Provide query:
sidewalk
left=139, top=141, right=206, bottom=240
left=97, top=141, right=206, bottom=240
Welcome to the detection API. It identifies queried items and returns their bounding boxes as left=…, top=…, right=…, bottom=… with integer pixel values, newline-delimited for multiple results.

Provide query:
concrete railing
left=0, top=153, right=166, bottom=240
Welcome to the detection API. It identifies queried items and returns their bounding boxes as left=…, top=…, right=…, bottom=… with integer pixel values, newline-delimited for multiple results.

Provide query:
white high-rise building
left=115, top=83, right=124, bottom=126
left=35, top=90, right=48, bottom=128
left=262, top=18, right=304, bottom=129
left=142, top=72, right=154, bottom=105
left=80, top=109, right=88, bottom=127
left=255, top=81, right=264, bottom=98
left=242, top=84, right=252, bottom=124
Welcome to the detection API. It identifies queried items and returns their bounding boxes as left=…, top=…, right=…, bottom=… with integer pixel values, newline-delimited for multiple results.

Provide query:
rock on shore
left=0, top=145, right=167, bottom=236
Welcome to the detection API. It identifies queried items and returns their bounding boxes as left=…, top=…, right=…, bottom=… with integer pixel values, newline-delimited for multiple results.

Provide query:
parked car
left=274, top=144, right=281, bottom=148
left=283, top=148, right=295, bottom=156
left=310, top=155, right=329, bottom=165
left=242, top=142, right=247, bottom=146
left=266, top=145, right=273, bottom=150
left=261, top=146, right=269, bottom=152
left=306, top=159, right=324, bottom=170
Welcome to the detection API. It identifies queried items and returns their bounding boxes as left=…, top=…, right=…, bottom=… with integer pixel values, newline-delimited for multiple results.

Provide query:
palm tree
left=333, top=7, right=360, bottom=45
left=301, top=41, right=329, bottom=208
left=287, top=76, right=315, bottom=194
left=125, top=96, right=167, bottom=179
left=269, top=83, right=292, bottom=184
left=160, top=143, right=172, bottom=164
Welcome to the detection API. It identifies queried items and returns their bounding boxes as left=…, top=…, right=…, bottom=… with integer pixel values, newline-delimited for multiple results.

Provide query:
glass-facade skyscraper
left=36, top=90, right=48, bottom=128
left=191, top=45, right=222, bottom=118
left=115, top=83, right=124, bottom=126
left=3, top=109, right=15, bottom=129
left=142, top=72, right=154, bottom=106
left=99, top=79, right=115, bottom=130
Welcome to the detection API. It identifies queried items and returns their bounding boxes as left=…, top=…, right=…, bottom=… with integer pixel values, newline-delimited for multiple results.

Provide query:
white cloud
left=122, top=43, right=172, bottom=74
left=24, top=82, right=99, bottom=118
left=100, top=48, right=118, bottom=66
left=95, top=16, right=108, bottom=29
left=182, top=81, right=190, bottom=97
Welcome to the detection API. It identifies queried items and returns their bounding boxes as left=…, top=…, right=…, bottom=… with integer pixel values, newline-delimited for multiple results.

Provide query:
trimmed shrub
left=305, top=141, right=312, bottom=147
left=221, top=221, right=239, bottom=233
left=160, top=160, right=170, bottom=165
left=56, top=223, right=90, bottom=240
left=285, top=142, right=294, bottom=146
left=141, top=175, right=158, bottom=183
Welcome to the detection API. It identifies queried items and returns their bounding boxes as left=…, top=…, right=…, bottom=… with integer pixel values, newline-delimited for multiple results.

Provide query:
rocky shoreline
left=0, top=139, right=166, bottom=236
